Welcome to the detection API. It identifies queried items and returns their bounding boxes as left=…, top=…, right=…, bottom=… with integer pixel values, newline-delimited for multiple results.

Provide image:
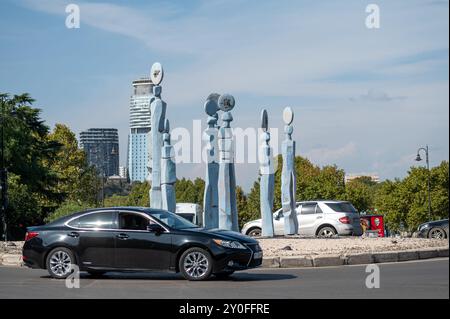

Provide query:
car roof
left=296, top=200, right=350, bottom=204
left=47, top=207, right=165, bottom=226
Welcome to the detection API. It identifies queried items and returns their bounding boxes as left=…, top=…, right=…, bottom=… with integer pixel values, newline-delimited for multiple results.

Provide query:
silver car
left=241, top=200, right=363, bottom=237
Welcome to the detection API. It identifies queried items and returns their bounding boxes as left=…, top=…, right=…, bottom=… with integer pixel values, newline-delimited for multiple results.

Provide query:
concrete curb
left=1, top=247, right=448, bottom=268
left=274, top=247, right=448, bottom=268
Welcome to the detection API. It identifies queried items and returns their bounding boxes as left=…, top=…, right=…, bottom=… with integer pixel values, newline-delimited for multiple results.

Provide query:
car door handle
left=67, top=232, right=79, bottom=238
left=316, top=216, right=323, bottom=219
left=116, top=233, right=129, bottom=240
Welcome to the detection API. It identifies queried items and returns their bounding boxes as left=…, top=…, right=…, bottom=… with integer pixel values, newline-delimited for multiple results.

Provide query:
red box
left=360, top=215, right=385, bottom=237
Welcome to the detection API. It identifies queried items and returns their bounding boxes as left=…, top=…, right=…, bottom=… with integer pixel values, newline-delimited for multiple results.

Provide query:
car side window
left=301, top=203, right=317, bottom=215
left=119, top=212, right=150, bottom=231
left=68, top=212, right=116, bottom=229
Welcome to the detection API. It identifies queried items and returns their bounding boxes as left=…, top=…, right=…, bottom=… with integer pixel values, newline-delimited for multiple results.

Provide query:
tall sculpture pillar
left=217, top=94, right=238, bottom=231
left=259, top=109, right=275, bottom=237
left=149, top=62, right=166, bottom=209
left=281, top=107, right=298, bottom=235
left=161, top=119, right=176, bottom=213
left=203, top=94, right=220, bottom=228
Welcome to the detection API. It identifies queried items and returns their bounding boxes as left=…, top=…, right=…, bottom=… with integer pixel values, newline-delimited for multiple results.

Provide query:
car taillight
left=339, top=217, right=351, bottom=224
left=25, top=231, right=39, bottom=241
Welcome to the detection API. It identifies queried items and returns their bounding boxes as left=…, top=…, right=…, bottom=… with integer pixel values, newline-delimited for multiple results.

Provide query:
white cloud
left=305, top=142, right=357, bottom=166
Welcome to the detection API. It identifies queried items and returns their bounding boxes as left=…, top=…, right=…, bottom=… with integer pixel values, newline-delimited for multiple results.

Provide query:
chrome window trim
left=64, top=210, right=117, bottom=231
left=64, top=210, right=170, bottom=233
left=117, top=210, right=170, bottom=233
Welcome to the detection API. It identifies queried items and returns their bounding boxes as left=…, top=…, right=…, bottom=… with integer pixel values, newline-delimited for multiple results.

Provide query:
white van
left=175, top=203, right=203, bottom=227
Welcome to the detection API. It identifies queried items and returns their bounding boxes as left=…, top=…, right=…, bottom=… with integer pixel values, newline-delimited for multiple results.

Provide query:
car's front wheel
left=179, top=247, right=213, bottom=281
left=46, top=247, right=76, bottom=279
left=428, top=227, right=447, bottom=239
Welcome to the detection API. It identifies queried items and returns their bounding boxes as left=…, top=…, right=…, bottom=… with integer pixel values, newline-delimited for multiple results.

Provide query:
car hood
left=182, top=227, right=258, bottom=244
left=419, top=219, right=449, bottom=228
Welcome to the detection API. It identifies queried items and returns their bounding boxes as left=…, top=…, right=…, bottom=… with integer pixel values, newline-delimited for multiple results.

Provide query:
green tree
left=126, top=181, right=150, bottom=206
left=45, top=124, right=100, bottom=207
left=104, top=194, right=129, bottom=207
left=1, top=93, right=61, bottom=237
left=344, top=177, right=377, bottom=213
left=45, top=200, right=92, bottom=223
left=374, top=161, right=449, bottom=232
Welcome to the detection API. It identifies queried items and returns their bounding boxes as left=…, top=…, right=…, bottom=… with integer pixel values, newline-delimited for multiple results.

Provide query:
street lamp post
left=415, top=145, right=432, bottom=221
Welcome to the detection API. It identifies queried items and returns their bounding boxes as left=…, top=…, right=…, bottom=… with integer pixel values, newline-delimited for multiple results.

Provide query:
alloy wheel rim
left=250, top=229, right=261, bottom=237
left=431, top=229, right=444, bottom=239
left=49, top=251, right=72, bottom=276
left=184, top=252, right=209, bottom=278
left=320, top=229, right=334, bottom=237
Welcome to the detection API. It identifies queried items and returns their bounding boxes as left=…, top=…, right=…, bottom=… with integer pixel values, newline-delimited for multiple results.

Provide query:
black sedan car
left=22, top=207, right=262, bottom=281
left=416, top=219, right=449, bottom=239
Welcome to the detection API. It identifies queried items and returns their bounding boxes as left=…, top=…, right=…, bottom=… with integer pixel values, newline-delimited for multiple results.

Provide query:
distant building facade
left=127, top=78, right=154, bottom=182
left=345, top=173, right=380, bottom=184
left=119, top=166, right=128, bottom=179
left=80, top=128, right=119, bottom=177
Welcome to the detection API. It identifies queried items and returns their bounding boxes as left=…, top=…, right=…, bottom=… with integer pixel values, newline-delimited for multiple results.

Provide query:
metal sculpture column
left=281, top=107, right=298, bottom=235
left=161, top=119, right=176, bottom=213
left=203, top=94, right=220, bottom=228
left=217, top=94, right=238, bottom=231
left=259, top=109, right=275, bottom=237
left=149, top=62, right=166, bottom=209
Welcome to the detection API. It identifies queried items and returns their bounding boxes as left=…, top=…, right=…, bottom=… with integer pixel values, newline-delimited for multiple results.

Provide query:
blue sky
left=0, top=0, right=448, bottom=190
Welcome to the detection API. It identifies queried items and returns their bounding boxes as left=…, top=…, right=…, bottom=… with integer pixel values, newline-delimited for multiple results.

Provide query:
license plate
left=253, top=251, right=263, bottom=259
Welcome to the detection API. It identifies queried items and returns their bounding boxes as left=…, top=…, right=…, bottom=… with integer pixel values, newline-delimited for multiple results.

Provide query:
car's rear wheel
left=428, top=227, right=447, bottom=239
left=317, top=226, right=337, bottom=238
left=247, top=227, right=262, bottom=237
left=214, top=270, right=235, bottom=279
left=179, top=247, right=213, bottom=281
left=46, top=247, right=76, bottom=279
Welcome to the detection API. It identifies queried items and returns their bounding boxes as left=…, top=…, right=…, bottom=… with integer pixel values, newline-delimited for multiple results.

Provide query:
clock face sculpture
left=218, top=94, right=235, bottom=112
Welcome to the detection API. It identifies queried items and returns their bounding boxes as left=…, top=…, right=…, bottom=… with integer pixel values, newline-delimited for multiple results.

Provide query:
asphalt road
left=0, top=258, right=448, bottom=299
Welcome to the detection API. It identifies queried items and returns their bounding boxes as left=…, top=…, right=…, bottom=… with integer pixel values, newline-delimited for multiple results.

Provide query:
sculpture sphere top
left=151, top=62, right=164, bottom=85
left=205, top=99, right=219, bottom=116
left=261, top=109, right=268, bottom=132
left=283, top=107, right=294, bottom=125
left=218, top=94, right=235, bottom=112
left=207, top=93, right=220, bottom=104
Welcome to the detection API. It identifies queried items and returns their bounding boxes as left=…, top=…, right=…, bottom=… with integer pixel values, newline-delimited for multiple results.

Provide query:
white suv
left=241, top=200, right=363, bottom=237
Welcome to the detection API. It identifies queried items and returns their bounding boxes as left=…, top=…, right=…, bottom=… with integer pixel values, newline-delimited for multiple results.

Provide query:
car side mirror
left=147, top=224, right=164, bottom=234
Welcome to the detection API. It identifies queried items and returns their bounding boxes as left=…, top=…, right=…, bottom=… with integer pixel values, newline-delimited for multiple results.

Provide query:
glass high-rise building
left=79, top=128, right=119, bottom=177
left=127, top=78, right=154, bottom=182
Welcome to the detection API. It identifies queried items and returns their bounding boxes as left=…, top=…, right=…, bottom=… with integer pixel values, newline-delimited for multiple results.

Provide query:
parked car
left=22, top=207, right=262, bottom=281
left=241, top=200, right=363, bottom=237
left=175, top=203, right=203, bottom=226
left=416, top=219, right=449, bottom=239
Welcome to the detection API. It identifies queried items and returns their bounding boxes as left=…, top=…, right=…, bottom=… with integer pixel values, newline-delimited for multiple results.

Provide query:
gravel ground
left=258, top=236, right=449, bottom=257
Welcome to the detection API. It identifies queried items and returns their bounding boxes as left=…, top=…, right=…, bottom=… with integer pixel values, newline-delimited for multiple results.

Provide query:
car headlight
left=213, top=239, right=247, bottom=249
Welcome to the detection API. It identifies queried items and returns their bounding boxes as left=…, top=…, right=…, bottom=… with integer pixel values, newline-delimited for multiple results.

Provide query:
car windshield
left=150, top=210, right=198, bottom=229
left=325, top=202, right=358, bottom=213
